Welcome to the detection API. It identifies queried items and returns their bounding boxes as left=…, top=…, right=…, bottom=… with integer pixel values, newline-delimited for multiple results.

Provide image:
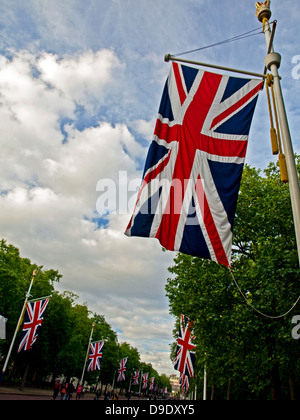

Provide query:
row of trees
left=166, top=159, right=300, bottom=400
left=0, top=239, right=170, bottom=392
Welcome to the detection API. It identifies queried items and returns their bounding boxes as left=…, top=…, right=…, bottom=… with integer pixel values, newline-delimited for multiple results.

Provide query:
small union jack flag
left=126, top=63, right=263, bottom=267
left=132, top=370, right=140, bottom=385
left=18, top=298, right=50, bottom=352
left=117, top=357, right=128, bottom=382
left=142, top=372, right=149, bottom=389
left=87, top=341, right=104, bottom=372
left=149, top=377, right=155, bottom=391
left=174, top=315, right=195, bottom=377
left=179, top=373, right=189, bottom=394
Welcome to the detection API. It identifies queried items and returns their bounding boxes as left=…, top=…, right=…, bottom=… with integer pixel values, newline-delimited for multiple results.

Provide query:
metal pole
left=0, top=269, right=38, bottom=388
left=80, top=322, right=95, bottom=385
left=138, top=370, right=143, bottom=395
left=256, top=4, right=300, bottom=266
left=203, top=367, right=207, bottom=400
left=165, top=54, right=267, bottom=79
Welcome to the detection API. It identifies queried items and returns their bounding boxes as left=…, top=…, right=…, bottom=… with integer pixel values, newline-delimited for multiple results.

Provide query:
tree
left=166, top=158, right=300, bottom=400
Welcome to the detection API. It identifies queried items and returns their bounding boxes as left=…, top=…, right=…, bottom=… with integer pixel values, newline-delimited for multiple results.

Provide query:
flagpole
left=80, top=322, right=95, bottom=386
left=203, top=367, right=207, bottom=400
left=0, top=269, right=38, bottom=388
left=256, top=2, right=300, bottom=266
left=138, top=369, right=143, bottom=395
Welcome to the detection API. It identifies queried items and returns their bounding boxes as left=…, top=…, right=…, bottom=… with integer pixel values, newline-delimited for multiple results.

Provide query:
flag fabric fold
left=18, top=298, right=50, bottom=352
left=125, top=62, right=263, bottom=266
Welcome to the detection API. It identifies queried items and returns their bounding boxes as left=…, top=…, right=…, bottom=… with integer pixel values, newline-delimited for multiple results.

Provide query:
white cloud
left=37, top=49, right=122, bottom=109
left=0, top=46, right=176, bottom=375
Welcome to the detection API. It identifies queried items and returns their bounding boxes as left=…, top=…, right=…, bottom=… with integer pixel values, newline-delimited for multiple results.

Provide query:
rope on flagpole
left=228, top=267, right=300, bottom=319
left=170, top=24, right=271, bottom=58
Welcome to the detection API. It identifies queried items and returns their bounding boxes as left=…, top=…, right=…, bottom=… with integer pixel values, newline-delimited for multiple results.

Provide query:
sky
left=0, top=0, right=299, bottom=377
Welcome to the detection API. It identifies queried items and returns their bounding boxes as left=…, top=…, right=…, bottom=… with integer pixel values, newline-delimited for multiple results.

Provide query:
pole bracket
left=264, top=52, right=281, bottom=70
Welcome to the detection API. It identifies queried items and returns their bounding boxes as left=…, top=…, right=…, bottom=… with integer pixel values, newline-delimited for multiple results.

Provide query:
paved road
left=0, top=386, right=97, bottom=400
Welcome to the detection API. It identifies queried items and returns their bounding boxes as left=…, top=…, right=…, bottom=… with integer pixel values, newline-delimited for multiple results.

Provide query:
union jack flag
left=18, top=298, right=50, bottom=352
left=117, top=357, right=128, bottom=382
left=87, top=341, right=104, bottom=372
left=179, top=373, right=189, bottom=395
left=174, top=315, right=195, bottom=377
left=132, top=370, right=140, bottom=385
left=125, top=63, right=263, bottom=267
left=142, top=372, right=149, bottom=389
left=149, top=377, right=155, bottom=390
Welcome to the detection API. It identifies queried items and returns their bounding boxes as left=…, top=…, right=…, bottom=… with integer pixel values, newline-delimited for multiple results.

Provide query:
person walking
left=76, top=383, right=83, bottom=400
left=52, top=380, right=61, bottom=400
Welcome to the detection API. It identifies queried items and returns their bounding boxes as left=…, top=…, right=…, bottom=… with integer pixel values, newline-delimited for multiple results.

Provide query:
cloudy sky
left=0, top=0, right=299, bottom=376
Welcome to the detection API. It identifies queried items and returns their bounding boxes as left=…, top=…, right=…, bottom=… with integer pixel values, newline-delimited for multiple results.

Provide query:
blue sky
left=0, top=0, right=299, bottom=376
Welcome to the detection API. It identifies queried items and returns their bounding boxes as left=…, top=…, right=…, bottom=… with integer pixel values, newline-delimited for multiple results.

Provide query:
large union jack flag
left=125, top=63, right=263, bottom=266
left=87, top=341, right=104, bottom=372
left=117, top=357, right=128, bottom=382
left=18, top=298, right=50, bottom=352
left=174, top=315, right=196, bottom=377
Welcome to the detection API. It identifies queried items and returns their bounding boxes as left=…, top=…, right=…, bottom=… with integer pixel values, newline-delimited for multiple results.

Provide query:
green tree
left=166, top=158, right=300, bottom=400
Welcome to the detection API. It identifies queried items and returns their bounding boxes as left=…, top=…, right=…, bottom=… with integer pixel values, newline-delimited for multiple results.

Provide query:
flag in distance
left=18, top=298, right=50, bottom=352
left=117, top=357, right=128, bottom=382
left=125, top=62, right=263, bottom=267
left=142, top=372, right=149, bottom=389
left=179, top=373, right=189, bottom=394
left=132, top=370, right=140, bottom=385
left=88, top=341, right=104, bottom=372
left=174, top=314, right=196, bottom=377
left=149, top=377, right=155, bottom=390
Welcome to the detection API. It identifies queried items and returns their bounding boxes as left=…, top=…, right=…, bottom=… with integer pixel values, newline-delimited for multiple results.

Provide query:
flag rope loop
left=228, top=267, right=300, bottom=319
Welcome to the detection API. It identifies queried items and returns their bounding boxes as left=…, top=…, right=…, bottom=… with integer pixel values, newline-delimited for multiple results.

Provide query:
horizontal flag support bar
left=28, top=295, right=52, bottom=303
left=164, top=54, right=267, bottom=80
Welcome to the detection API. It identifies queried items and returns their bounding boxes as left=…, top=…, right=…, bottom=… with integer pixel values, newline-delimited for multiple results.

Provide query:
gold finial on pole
left=255, top=0, right=272, bottom=22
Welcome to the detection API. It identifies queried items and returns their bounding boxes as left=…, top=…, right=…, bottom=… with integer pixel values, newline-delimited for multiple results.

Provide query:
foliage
left=166, top=157, right=300, bottom=400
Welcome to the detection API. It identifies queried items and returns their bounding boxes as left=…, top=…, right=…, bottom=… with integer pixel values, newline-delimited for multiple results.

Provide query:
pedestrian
left=76, top=383, right=83, bottom=400
left=60, top=383, right=67, bottom=400
left=113, top=391, right=119, bottom=400
left=67, top=380, right=75, bottom=400
left=94, top=388, right=100, bottom=400
left=52, top=380, right=61, bottom=400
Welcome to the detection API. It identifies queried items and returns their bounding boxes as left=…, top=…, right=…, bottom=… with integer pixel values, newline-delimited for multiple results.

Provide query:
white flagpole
left=80, top=322, right=95, bottom=385
left=138, top=369, right=143, bottom=395
left=203, top=367, right=207, bottom=400
left=0, top=269, right=38, bottom=388
left=256, top=2, right=300, bottom=265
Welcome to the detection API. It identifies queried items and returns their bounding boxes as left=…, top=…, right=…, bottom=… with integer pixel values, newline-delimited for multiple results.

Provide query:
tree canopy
left=0, top=239, right=170, bottom=392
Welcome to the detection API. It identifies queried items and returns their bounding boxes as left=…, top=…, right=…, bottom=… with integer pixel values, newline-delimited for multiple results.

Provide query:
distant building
left=169, top=374, right=180, bottom=395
